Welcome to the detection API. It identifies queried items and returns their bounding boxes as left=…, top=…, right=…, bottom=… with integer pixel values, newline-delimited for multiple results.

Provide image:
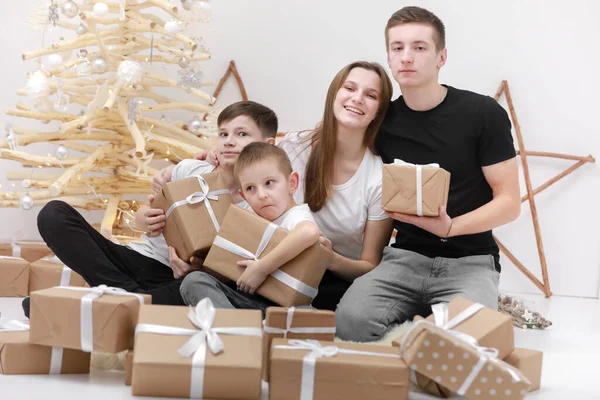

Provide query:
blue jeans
left=335, top=247, right=500, bottom=342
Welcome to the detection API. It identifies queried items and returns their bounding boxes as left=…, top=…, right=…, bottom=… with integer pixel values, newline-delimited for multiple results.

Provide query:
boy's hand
left=236, top=260, right=268, bottom=294
left=152, top=165, right=175, bottom=194
left=169, top=246, right=194, bottom=279
left=194, top=149, right=220, bottom=166
left=144, top=195, right=167, bottom=236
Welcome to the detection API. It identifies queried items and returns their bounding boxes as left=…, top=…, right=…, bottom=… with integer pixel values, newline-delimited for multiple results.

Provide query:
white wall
left=1, top=0, right=598, bottom=298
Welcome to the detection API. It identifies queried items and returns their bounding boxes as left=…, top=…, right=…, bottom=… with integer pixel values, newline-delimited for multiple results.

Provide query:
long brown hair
left=304, top=61, right=393, bottom=212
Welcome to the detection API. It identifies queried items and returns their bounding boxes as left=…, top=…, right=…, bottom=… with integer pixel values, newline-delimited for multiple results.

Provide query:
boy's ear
left=288, top=171, right=300, bottom=194
left=265, top=137, right=276, bottom=145
left=238, top=188, right=246, bottom=201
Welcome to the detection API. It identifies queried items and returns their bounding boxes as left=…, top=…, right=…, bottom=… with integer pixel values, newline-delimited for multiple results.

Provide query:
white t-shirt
left=272, top=203, right=315, bottom=232
left=278, top=131, right=388, bottom=260
left=127, top=160, right=249, bottom=266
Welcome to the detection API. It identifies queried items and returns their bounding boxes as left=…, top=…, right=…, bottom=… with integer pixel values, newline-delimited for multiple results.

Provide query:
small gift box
left=204, top=205, right=331, bottom=307
left=29, top=286, right=150, bottom=353
left=2, top=241, right=52, bottom=263
left=382, top=159, right=450, bottom=217
left=262, top=307, right=336, bottom=381
left=0, top=256, right=29, bottom=297
left=270, top=339, right=409, bottom=400
left=28, top=256, right=88, bottom=294
left=504, top=348, right=543, bottom=392
left=132, top=299, right=263, bottom=399
left=153, top=172, right=232, bottom=261
left=401, top=321, right=530, bottom=400
left=0, top=318, right=90, bottom=375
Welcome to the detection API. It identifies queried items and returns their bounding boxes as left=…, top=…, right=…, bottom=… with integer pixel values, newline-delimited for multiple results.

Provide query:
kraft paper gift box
left=125, top=350, right=133, bottom=386
left=0, top=256, right=29, bottom=297
left=204, top=205, right=331, bottom=307
left=382, top=160, right=450, bottom=217
left=10, top=241, right=52, bottom=262
left=262, top=307, right=336, bottom=382
left=153, top=172, right=232, bottom=261
left=29, top=286, right=151, bottom=354
left=504, top=348, right=543, bottom=392
left=28, top=256, right=88, bottom=294
left=132, top=300, right=263, bottom=399
left=270, top=339, right=410, bottom=400
left=401, top=321, right=530, bottom=400
left=0, top=319, right=90, bottom=375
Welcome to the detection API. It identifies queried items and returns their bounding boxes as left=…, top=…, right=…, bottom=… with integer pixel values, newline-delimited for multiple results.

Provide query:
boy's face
left=238, top=159, right=299, bottom=221
left=216, top=115, right=274, bottom=168
left=387, top=23, right=447, bottom=89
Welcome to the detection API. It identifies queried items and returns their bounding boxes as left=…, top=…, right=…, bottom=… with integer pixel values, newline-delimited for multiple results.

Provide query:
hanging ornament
left=127, top=98, right=138, bottom=123
left=75, top=23, right=88, bottom=36
left=117, top=60, right=143, bottom=85
left=178, top=56, right=191, bottom=69
left=93, top=2, right=109, bottom=17
left=60, top=0, right=79, bottom=18
left=76, top=49, right=91, bottom=77
left=91, top=56, right=109, bottom=74
left=48, top=1, right=60, bottom=27
left=4, top=123, right=17, bottom=150
left=55, top=144, right=69, bottom=160
left=19, top=194, right=34, bottom=211
left=193, top=0, right=211, bottom=13
left=54, top=84, right=70, bottom=112
left=47, top=53, right=64, bottom=68
left=181, top=0, right=193, bottom=11
left=187, top=116, right=204, bottom=134
left=164, top=19, right=183, bottom=33
left=25, top=70, right=51, bottom=111
left=177, top=67, right=204, bottom=93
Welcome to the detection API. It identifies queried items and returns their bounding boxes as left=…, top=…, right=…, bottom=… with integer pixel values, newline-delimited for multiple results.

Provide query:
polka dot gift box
left=401, top=321, right=531, bottom=400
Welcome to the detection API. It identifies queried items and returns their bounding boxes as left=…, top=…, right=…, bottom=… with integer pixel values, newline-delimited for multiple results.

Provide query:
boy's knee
left=37, top=200, right=67, bottom=234
left=335, top=295, right=381, bottom=342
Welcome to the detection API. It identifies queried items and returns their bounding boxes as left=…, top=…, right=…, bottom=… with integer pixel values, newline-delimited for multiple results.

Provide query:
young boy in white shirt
left=180, top=142, right=321, bottom=312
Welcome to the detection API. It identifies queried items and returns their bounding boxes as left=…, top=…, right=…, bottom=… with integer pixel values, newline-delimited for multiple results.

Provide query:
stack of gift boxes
left=1, top=169, right=543, bottom=399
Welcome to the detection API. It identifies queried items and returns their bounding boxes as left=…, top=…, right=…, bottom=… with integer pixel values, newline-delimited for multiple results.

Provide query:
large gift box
left=28, top=256, right=88, bottom=294
left=382, top=160, right=450, bottom=217
left=204, top=205, right=331, bottom=307
left=0, top=241, right=52, bottom=262
left=270, top=339, right=409, bottom=400
left=505, top=348, right=543, bottom=391
left=0, top=319, right=90, bottom=375
left=132, top=300, right=263, bottom=399
left=0, top=256, right=29, bottom=297
left=401, top=321, right=530, bottom=400
left=262, top=307, right=335, bottom=382
left=29, top=286, right=150, bottom=353
left=125, top=350, right=133, bottom=386
left=153, top=172, right=232, bottom=261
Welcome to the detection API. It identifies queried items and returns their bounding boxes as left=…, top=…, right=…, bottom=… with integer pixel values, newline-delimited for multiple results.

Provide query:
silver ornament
left=55, top=144, right=69, bottom=160
left=75, top=23, right=88, bottom=36
left=181, top=0, right=193, bottom=10
left=178, top=56, right=191, bottom=69
left=188, top=117, right=204, bottom=134
left=177, top=67, right=204, bottom=93
left=61, top=0, right=79, bottom=18
left=19, top=194, right=34, bottom=211
left=91, top=56, right=109, bottom=74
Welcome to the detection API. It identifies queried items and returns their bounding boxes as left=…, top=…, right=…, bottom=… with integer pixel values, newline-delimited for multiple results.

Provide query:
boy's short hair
left=234, top=142, right=293, bottom=184
left=385, top=6, right=446, bottom=52
left=217, top=101, right=278, bottom=139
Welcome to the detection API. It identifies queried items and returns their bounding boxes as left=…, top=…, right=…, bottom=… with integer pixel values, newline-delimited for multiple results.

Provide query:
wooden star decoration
left=493, top=80, right=595, bottom=297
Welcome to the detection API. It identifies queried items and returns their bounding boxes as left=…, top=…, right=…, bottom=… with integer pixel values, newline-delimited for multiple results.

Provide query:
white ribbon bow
left=165, top=175, right=230, bottom=233
left=212, top=224, right=319, bottom=299
left=274, top=339, right=402, bottom=400
left=393, top=159, right=440, bottom=217
left=57, top=285, right=146, bottom=353
left=135, top=298, right=262, bottom=398
left=262, top=307, right=336, bottom=337
left=0, top=318, right=63, bottom=374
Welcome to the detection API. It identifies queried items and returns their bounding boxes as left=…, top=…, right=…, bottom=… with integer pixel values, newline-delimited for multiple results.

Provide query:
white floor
left=1, top=294, right=599, bottom=400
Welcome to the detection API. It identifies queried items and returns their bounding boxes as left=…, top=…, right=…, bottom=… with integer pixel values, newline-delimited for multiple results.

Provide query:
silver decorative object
left=75, top=23, right=88, bottom=36
left=177, top=67, right=204, bottom=93
left=128, top=98, right=138, bottom=123
left=55, top=144, right=69, bottom=160
left=178, top=56, right=191, bottom=69
left=48, top=1, right=60, bottom=26
left=4, top=123, right=16, bottom=150
left=19, top=194, right=34, bottom=211
left=188, top=117, right=204, bottom=134
left=60, top=0, right=79, bottom=18
left=181, top=0, right=194, bottom=10
left=91, top=56, right=109, bottom=74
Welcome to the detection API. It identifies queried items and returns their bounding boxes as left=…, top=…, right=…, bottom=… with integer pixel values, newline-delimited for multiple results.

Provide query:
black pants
left=37, top=200, right=184, bottom=305
left=312, top=269, right=351, bottom=311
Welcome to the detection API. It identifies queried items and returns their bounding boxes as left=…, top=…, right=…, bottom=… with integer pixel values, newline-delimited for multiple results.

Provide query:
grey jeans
left=335, top=247, right=500, bottom=342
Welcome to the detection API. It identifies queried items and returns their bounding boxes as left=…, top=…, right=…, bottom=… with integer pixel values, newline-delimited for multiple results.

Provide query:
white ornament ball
left=47, top=54, right=64, bottom=67
left=188, top=117, right=204, bottom=134
left=194, top=0, right=211, bottom=12
left=117, top=60, right=143, bottom=85
left=5, top=130, right=14, bottom=142
left=93, top=2, right=109, bottom=17
left=19, top=194, right=34, bottom=211
left=75, top=23, right=88, bottom=36
left=25, top=70, right=50, bottom=99
left=178, top=56, right=191, bottom=69
left=164, top=20, right=182, bottom=33
left=91, top=56, right=109, bottom=74
left=61, top=0, right=79, bottom=18
left=55, top=144, right=69, bottom=160
left=181, top=0, right=193, bottom=11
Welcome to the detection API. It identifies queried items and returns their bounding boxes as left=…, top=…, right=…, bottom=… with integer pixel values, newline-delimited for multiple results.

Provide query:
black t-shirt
left=376, top=85, right=515, bottom=271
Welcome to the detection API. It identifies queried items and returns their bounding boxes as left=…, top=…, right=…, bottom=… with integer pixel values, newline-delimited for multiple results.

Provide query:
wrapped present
left=132, top=299, right=263, bottom=399
left=0, top=256, right=29, bottom=297
left=504, top=348, right=543, bottom=391
left=382, top=159, right=450, bottom=217
left=204, top=205, right=331, bottom=307
left=270, top=339, right=409, bottom=400
left=0, top=318, right=90, bottom=375
left=29, top=286, right=150, bottom=353
left=262, top=307, right=335, bottom=382
left=28, top=256, right=88, bottom=294
left=125, top=350, right=133, bottom=386
left=153, top=172, right=232, bottom=261
left=9, top=241, right=52, bottom=262
left=400, top=320, right=530, bottom=400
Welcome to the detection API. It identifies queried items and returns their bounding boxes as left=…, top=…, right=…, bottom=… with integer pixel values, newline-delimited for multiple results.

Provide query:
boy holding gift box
left=180, top=142, right=322, bottom=312
left=27, top=101, right=278, bottom=318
